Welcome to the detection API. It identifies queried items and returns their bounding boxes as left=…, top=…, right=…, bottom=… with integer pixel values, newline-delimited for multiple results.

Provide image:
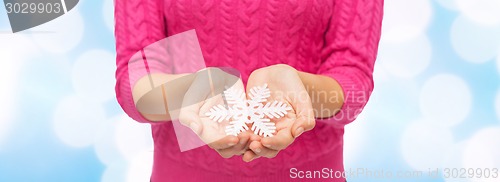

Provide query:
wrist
left=296, top=71, right=345, bottom=118
left=297, top=71, right=314, bottom=97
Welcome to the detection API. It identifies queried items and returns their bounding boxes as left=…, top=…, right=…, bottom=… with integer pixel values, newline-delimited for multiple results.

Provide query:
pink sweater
left=115, top=0, right=383, bottom=181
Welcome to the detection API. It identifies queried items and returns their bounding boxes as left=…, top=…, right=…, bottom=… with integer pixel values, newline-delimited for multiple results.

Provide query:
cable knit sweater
left=115, top=0, right=383, bottom=181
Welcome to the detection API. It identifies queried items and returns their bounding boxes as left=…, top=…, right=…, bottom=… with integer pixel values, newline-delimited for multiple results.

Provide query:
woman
left=115, top=0, right=383, bottom=181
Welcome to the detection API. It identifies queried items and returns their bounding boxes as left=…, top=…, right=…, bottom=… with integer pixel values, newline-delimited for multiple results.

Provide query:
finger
left=249, top=132, right=262, bottom=142
left=217, top=145, right=248, bottom=158
left=238, top=131, right=251, bottom=146
left=260, top=128, right=294, bottom=151
left=207, top=135, right=238, bottom=150
left=289, top=85, right=316, bottom=138
left=215, top=132, right=251, bottom=155
left=291, top=115, right=316, bottom=138
left=216, top=144, right=245, bottom=158
left=249, top=141, right=279, bottom=158
left=242, top=150, right=260, bottom=162
left=216, top=149, right=235, bottom=158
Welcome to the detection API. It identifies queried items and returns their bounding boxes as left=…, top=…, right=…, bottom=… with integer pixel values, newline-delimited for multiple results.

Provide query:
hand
left=177, top=67, right=250, bottom=158
left=242, top=64, right=316, bottom=162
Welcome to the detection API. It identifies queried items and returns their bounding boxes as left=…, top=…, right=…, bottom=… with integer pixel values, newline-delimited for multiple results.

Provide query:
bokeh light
left=343, top=114, right=367, bottom=165
left=381, top=0, right=432, bottom=42
left=462, top=127, right=500, bottom=182
left=457, top=0, right=500, bottom=26
left=401, top=121, right=454, bottom=171
left=419, top=74, right=472, bottom=127
left=103, top=0, right=114, bottom=32
left=435, top=0, right=459, bottom=11
left=497, top=49, right=500, bottom=75
left=114, top=115, right=153, bottom=161
left=450, top=15, right=500, bottom=63
left=378, top=34, right=432, bottom=79
left=0, top=34, right=38, bottom=148
left=496, top=90, right=500, bottom=121
left=31, top=9, right=84, bottom=53
left=72, top=50, right=116, bottom=104
left=94, top=115, right=125, bottom=166
left=126, top=151, right=154, bottom=182
left=53, top=95, right=107, bottom=148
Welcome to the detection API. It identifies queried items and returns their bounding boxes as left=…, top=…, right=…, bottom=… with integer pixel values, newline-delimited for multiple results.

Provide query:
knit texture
left=115, top=0, right=383, bottom=181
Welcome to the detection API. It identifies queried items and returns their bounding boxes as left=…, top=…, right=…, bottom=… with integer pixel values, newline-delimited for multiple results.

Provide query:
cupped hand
left=177, top=67, right=250, bottom=158
left=242, top=64, right=316, bottom=162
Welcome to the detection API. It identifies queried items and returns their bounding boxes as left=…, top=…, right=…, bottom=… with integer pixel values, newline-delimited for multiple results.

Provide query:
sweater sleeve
left=115, top=0, right=168, bottom=123
left=316, top=0, right=383, bottom=127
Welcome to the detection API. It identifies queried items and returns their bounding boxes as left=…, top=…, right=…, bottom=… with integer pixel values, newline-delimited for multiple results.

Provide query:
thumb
left=291, top=114, right=315, bottom=138
left=290, top=98, right=315, bottom=138
left=290, top=89, right=315, bottom=138
left=178, top=107, right=203, bottom=135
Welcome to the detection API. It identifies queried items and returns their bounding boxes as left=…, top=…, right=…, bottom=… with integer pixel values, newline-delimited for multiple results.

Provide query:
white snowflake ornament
left=205, top=84, right=292, bottom=137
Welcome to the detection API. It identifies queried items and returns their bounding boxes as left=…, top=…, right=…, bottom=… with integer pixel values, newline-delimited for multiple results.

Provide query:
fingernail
left=239, top=138, right=247, bottom=145
left=255, top=148, right=261, bottom=153
left=295, top=127, right=304, bottom=138
left=228, top=142, right=236, bottom=146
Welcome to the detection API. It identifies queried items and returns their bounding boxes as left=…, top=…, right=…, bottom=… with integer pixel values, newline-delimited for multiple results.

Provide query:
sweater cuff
left=317, top=72, right=370, bottom=127
left=117, top=78, right=161, bottom=124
